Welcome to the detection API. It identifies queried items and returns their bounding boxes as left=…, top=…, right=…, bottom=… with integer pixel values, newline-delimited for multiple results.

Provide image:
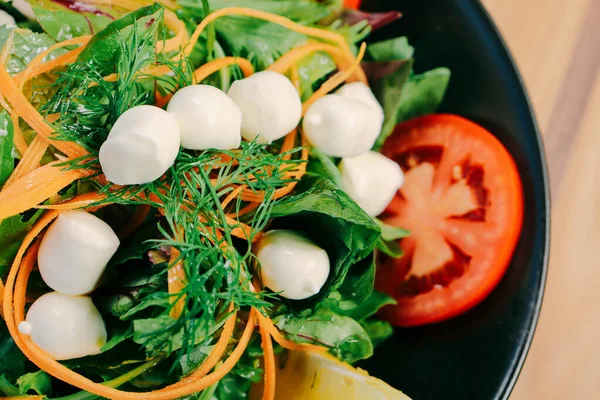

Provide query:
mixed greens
left=0, top=0, right=449, bottom=398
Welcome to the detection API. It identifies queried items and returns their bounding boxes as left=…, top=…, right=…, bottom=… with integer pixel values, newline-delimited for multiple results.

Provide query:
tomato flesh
left=376, top=114, right=524, bottom=327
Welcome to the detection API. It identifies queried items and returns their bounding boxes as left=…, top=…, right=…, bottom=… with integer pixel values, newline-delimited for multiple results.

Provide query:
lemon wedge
left=252, top=350, right=411, bottom=400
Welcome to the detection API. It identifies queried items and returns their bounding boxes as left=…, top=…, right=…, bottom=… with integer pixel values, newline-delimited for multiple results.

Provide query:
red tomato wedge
left=344, top=0, right=362, bottom=10
left=375, top=114, right=524, bottom=327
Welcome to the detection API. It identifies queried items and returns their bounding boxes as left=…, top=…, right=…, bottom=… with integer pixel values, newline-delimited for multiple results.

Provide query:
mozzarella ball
left=0, top=10, right=16, bottom=26
left=336, top=82, right=384, bottom=125
left=99, top=105, right=180, bottom=185
left=303, top=94, right=382, bottom=157
left=20, top=292, right=107, bottom=360
left=12, top=0, right=35, bottom=20
left=227, top=71, right=302, bottom=144
left=38, top=210, right=119, bottom=295
left=255, top=230, right=330, bottom=300
left=339, top=151, right=405, bottom=216
left=166, top=84, right=242, bottom=150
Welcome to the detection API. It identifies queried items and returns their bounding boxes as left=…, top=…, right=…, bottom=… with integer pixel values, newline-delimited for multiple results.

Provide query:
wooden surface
left=481, top=1, right=600, bottom=399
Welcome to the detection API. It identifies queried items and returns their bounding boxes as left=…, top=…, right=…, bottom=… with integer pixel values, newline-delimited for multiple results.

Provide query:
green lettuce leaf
left=368, top=36, right=414, bottom=61
left=268, top=173, right=381, bottom=294
left=0, top=211, right=43, bottom=276
left=0, top=24, right=65, bottom=75
left=274, top=308, right=373, bottom=363
left=31, top=0, right=116, bottom=41
left=0, top=110, right=14, bottom=188
left=0, top=324, right=26, bottom=382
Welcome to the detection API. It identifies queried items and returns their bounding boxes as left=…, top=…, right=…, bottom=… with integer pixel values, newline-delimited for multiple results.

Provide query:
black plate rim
left=471, top=1, right=551, bottom=398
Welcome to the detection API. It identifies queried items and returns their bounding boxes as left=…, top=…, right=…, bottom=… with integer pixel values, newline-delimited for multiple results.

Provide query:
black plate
left=358, top=1, right=550, bottom=399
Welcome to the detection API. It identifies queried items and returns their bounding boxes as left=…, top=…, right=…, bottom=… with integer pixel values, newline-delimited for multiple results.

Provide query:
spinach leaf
left=0, top=323, right=26, bottom=382
left=368, top=36, right=414, bottom=61
left=211, top=337, right=263, bottom=400
left=77, top=4, right=162, bottom=66
left=207, top=0, right=331, bottom=24
left=31, top=0, right=116, bottom=41
left=376, top=218, right=410, bottom=241
left=306, top=148, right=341, bottom=185
left=375, top=65, right=451, bottom=148
left=0, top=110, right=14, bottom=188
left=16, top=370, right=52, bottom=396
left=376, top=238, right=404, bottom=258
left=269, top=173, right=381, bottom=294
left=0, top=211, right=43, bottom=276
left=361, top=319, right=394, bottom=348
left=0, top=25, right=65, bottom=75
left=274, top=308, right=373, bottom=363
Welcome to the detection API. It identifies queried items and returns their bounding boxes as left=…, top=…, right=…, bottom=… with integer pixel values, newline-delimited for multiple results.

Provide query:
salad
left=0, top=0, right=524, bottom=399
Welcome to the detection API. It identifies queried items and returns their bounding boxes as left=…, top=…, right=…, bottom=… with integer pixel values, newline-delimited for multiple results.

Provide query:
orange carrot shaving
left=158, top=9, right=190, bottom=54
left=0, top=162, right=92, bottom=222
left=4, top=135, right=49, bottom=187
left=0, top=66, right=88, bottom=159
left=290, top=63, right=301, bottom=91
left=186, top=7, right=352, bottom=59
left=194, top=56, right=255, bottom=83
left=11, top=114, right=28, bottom=157
left=255, top=311, right=327, bottom=354
left=259, top=317, right=276, bottom=400
left=268, top=41, right=366, bottom=84
left=35, top=191, right=108, bottom=210
left=168, top=245, right=187, bottom=319
left=13, top=35, right=91, bottom=89
left=118, top=204, right=151, bottom=238
left=221, top=185, right=245, bottom=210
left=302, top=42, right=367, bottom=114
left=183, top=304, right=236, bottom=380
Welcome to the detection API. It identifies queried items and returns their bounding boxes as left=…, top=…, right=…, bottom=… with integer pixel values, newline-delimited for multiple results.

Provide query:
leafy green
left=207, top=0, right=331, bottom=24
left=375, top=65, right=451, bottom=148
left=31, top=0, right=116, bottom=41
left=274, top=308, right=373, bottom=363
left=0, top=25, right=65, bottom=75
left=361, top=319, right=394, bottom=348
left=0, top=375, right=20, bottom=396
left=0, top=110, right=14, bottom=188
left=269, top=174, right=381, bottom=293
left=16, top=370, right=52, bottom=396
left=297, top=52, right=337, bottom=100
left=0, top=324, right=26, bottom=382
left=0, top=211, right=43, bottom=276
left=368, top=36, right=414, bottom=61
left=306, top=148, right=341, bottom=185
left=376, top=219, right=410, bottom=241
left=77, top=4, right=162, bottom=66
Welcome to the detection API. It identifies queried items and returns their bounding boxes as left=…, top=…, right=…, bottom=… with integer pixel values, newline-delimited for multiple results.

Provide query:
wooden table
left=482, top=0, right=600, bottom=398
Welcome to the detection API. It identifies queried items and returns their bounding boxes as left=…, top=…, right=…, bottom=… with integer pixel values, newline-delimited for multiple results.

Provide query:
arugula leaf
left=368, top=36, right=414, bottom=61
left=31, top=0, right=116, bottom=41
left=0, top=25, right=66, bottom=75
left=274, top=308, right=373, bottom=363
left=361, top=319, right=394, bottom=348
left=0, top=110, right=14, bottom=188
left=376, top=238, right=404, bottom=258
left=211, top=337, right=263, bottom=400
left=16, top=371, right=52, bottom=396
left=269, top=174, right=381, bottom=294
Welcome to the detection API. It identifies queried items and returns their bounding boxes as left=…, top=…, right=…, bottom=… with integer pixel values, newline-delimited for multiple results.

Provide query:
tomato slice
left=375, top=114, right=524, bottom=327
left=343, top=0, right=362, bottom=10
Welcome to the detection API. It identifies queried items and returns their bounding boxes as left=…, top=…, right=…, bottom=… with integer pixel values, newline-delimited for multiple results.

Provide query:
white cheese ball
left=227, top=71, right=302, bottom=144
left=38, top=210, right=119, bottom=295
left=99, top=105, right=180, bottom=185
left=256, top=230, right=330, bottom=300
left=19, top=292, right=107, bottom=360
left=303, top=94, right=382, bottom=157
left=339, top=151, right=405, bottom=216
left=12, top=0, right=35, bottom=20
left=0, top=10, right=16, bottom=26
left=336, top=82, right=384, bottom=125
left=166, top=84, right=242, bottom=150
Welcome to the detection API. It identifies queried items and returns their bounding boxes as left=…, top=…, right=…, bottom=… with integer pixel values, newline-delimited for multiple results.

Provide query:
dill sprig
left=39, top=7, right=305, bottom=366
